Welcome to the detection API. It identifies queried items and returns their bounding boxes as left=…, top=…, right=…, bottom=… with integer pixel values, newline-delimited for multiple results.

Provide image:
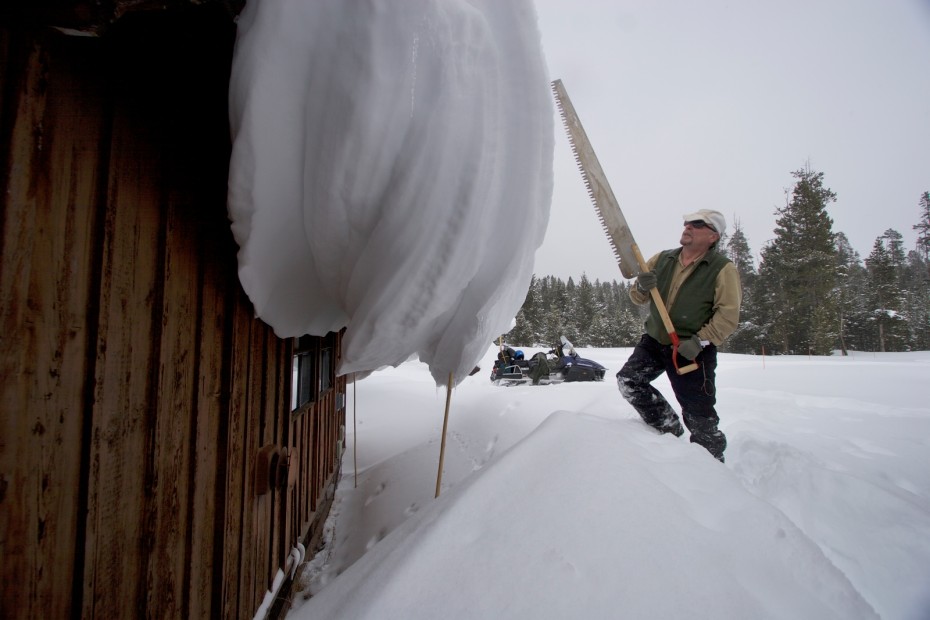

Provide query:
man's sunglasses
left=685, top=220, right=717, bottom=232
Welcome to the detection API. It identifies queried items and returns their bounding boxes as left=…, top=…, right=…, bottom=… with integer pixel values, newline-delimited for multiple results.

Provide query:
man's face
left=680, top=220, right=720, bottom=251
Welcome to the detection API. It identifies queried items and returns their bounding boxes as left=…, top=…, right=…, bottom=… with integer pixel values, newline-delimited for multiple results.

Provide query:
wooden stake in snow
left=435, top=372, right=454, bottom=498
left=353, top=374, right=358, bottom=488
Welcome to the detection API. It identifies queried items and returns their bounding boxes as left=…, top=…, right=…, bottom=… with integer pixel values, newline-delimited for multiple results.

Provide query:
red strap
left=669, top=332, right=682, bottom=374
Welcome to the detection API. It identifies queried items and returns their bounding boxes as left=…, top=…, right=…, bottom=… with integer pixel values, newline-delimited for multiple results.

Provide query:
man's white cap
left=683, top=209, right=726, bottom=236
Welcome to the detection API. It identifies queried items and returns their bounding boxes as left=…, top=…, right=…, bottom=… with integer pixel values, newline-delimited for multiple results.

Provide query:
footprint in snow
left=365, top=527, right=389, bottom=550
left=363, top=481, right=387, bottom=506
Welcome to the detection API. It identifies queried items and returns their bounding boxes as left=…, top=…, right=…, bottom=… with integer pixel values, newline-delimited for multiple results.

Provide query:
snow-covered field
left=289, top=346, right=930, bottom=620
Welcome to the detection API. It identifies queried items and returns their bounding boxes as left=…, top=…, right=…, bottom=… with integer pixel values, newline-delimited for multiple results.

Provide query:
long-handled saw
left=551, top=78, right=698, bottom=375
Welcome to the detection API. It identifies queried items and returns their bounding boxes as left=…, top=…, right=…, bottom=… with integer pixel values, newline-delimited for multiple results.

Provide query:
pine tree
left=508, top=307, right=530, bottom=346
left=523, top=276, right=541, bottom=339
left=541, top=277, right=572, bottom=346
left=720, top=219, right=761, bottom=353
left=587, top=280, right=613, bottom=347
left=910, top=194, right=930, bottom=347
left=833, top=232, right=869, bottom=353
left=723, top=218, right=755, bottom=279
left=536, top=276, right=557, bottom=346
left=914, top=191, right=930, bottom=265
left=614, top=281, right=646, bottom=346
left=507, top=276, right=540, bottom=346
left=864, top=230, right=909, bottom=351
left=902, top=249, right=930, bottom=350
left=757, top=165, right=838, bottom=354
left=572, top=274, right=598, bottom=346
left=885, top=228, right=907, bottom=269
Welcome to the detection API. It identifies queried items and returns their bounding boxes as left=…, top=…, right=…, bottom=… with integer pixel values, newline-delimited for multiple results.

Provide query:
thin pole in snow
left=435, top=372, right=454, bottom=498
left=353, top=374, right=358, bottom=489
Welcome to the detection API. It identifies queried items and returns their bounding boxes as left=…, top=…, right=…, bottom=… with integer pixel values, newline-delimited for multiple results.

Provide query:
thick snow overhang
left=226, top=1, right=554, bottom=386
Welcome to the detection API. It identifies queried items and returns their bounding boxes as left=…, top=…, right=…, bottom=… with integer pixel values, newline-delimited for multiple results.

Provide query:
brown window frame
left=290, top=332, right=338, bottom=420
left=320, top=333, right=335, bottom=394
left=291, top=335, right=319, bottom=417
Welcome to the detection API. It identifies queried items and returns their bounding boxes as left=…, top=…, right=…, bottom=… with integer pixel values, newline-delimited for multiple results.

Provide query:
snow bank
left=292, top=348, right=930, bottom=619
left=297, top=410, right=878, bottom=619
left=227, top=0, right=553, bottom=385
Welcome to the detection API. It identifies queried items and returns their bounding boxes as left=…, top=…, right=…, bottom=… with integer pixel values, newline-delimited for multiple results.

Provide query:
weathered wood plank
left=247, top=318, right=270, bottom=611
left=280, top=340, right=293, bottom=571
left=0, top=29, right=104, bottom=620
left=220, top=296, right=251, bottom=619
left=186, top=215, right=232, bottom=619
left=293, top=414, right=311, bottom=538
left=81, top=83, right=164, bottom=619
left=144, top=193, right=199, bottom=617
left=0, top=34, right=52, bottom=620
left=318, top=396, right=328, bottom=503
left=265, top=330, right=290, bottom=588
left=303, top=412, right=314, bottom=533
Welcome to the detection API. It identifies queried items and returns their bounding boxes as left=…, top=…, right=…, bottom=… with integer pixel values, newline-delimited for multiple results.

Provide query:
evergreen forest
left=506, top=168, right=930, bottom=355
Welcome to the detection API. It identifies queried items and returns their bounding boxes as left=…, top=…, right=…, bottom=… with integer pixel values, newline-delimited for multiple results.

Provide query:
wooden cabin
left=1, top=2, right=346, bottom=618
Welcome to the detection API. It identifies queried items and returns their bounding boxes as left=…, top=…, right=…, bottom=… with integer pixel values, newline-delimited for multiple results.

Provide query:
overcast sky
left=532, top=0, right=930, bottom=284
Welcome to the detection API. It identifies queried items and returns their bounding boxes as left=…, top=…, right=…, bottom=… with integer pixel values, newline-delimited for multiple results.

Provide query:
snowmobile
left=490, top=336, right=607, bottom=386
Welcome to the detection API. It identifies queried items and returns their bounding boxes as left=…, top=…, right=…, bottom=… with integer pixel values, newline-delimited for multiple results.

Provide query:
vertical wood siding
left=0, top=25, right=104, bottom=620
left=0, top=11, right=347, bottom=620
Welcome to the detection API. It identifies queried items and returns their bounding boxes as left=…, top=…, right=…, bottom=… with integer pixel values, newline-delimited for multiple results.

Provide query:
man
left=617, top=209, right=741, bottom=462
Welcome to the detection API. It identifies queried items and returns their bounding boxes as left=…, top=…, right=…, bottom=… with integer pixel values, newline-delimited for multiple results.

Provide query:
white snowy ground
left=290, top=347, right=930, bottom=620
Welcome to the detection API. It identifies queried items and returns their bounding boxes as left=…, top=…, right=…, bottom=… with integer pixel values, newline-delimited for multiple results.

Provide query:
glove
left=635, top=271, right=657, bottom=293
left=677, top=334, right=704, bottom=361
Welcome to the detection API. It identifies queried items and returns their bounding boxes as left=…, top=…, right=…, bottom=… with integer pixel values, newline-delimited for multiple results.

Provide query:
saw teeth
left=551, top=79, right=634, bottom=276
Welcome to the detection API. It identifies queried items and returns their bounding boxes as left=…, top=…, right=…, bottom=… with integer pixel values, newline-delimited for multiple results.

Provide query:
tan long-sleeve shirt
left=629, top=251, right=742, bottom=345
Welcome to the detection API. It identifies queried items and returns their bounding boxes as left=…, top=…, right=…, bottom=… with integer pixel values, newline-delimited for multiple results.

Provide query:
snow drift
left=290, top=348, right=930, bottom=619
left=304, top=412, right=878, bottom=619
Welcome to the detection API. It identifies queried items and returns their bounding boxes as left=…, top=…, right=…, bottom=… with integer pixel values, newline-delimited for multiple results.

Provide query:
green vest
left=645, top=248, right=730, bottom=345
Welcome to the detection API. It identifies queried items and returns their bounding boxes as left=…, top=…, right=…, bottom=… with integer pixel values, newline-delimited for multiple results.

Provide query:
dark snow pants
left=617, top=334, right=727, bottom=461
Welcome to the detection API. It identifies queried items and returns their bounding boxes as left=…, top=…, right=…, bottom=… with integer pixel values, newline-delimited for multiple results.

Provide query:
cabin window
left=320, top=335, right=334, bottom=393
left=291, top=335, right=318, bottom=411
